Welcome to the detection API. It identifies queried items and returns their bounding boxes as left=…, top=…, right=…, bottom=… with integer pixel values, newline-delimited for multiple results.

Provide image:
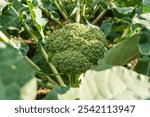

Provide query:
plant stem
left=80, top=0, right=86, bottom=23
left=23, top=23, right=38, bottom=43
left=54, top=0, right=69, bottom=20
left=42, top=8, right=62, bottom=26
left=24, top=25, right=65, bottom=86
left=35, top=71, right=59, bottom=86
left=46, top=76, right=59, bottom=86
left=67, top=74, right=80, bottom=86
left=121, top=26, right=130, bottom=38
left=89, top=5, right=100, bottom=19
left=92, top=8, right=108, bottom=24
left=67, top=74, right=72, bottom=85
left=40, top=44, right=65, bottom=86
left=24, top=56, right=41, bottom=71
left=9, top=4, right=65, bottom=86
left=76, top=0, right=80, bottom=23
left=37, top=78, right=58, bottom=89
left=0, top=31, right=12, bottom=45
left=23, top=4, right=64, bottom=86
left=91, top=0, right=114, bottom=24
left=81, top=0, right=85, bottom=16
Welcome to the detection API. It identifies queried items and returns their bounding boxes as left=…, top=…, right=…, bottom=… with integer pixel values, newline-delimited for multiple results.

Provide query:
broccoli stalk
left=45, top=23, right=108, bottom=86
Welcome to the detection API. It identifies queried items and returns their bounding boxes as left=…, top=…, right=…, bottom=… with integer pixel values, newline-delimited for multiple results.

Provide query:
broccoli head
left=46, top=23, right=107, bottom=74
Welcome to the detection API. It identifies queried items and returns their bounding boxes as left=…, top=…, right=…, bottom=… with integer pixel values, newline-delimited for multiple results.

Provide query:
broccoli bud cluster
left=46, top=23, right=107, bottom=73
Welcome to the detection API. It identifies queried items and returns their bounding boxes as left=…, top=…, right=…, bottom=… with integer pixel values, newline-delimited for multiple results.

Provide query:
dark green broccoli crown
left=46, top=23, right=107, bottom=73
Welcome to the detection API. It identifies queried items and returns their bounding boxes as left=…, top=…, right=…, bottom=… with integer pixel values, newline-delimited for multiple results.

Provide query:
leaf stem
left=23, top=23, right=39, bottom=43
left=92, top=8, right=107, bottom=24
left=121, top=25, right=130, bottom=38
left=81, top=0, right=85, bottom=16
left=40, top=44, right=65, bottom=86
left=9, top=4, right=65, bottom=86
left=54, top=0, right=69, bottom=20
left=89, top=5, right=100, bottom=19
left=37, top=78, right=58, bottom=89
left=41, top=8, right=62, bottom=26
left=76, top=0, right=80, bottom=23
left=35, top=71, right=59, bottom=86
left=24, top=56, right=41, bottom=71
left=0, top=31, right=12, bottom=45
left=24, top=2, right=65, bottom=86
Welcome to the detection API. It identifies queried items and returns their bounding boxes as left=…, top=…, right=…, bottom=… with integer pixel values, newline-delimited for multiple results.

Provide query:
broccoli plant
left=46, top=23, right=108, bottom=73
left=45, top=23, right=108, bottom=85
left=0, top=0, right=150, bottom=100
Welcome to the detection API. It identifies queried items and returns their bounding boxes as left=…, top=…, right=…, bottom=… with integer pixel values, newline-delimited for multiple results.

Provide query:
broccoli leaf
left=99, top=35, right=140, bottom=65
left=26, top=1, right=48, bottom=37
left=0, top=5, right=22, bottom=31
left=133, top=13, right=150, bottom=31
left=138, top=30, right=150, bottom=56
left=134, top=56, right=150, bottom=77
left=45, top=66, right=150, bottom=100
left=0, top=43, right=37, bottom=99
left=142, top=0, right=150, bottom=13
left=37, top=0, right=60, bottom=21
left=79, top=66, right=150, bottom=99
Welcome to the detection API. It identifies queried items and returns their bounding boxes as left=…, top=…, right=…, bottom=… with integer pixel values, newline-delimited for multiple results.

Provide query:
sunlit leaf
left=45, top=66, right=150, bottom=100
left=133, top=13, right=150, bottom=30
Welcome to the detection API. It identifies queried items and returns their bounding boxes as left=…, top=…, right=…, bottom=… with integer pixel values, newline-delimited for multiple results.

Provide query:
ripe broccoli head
left=46, top=23, right=107, bottom=74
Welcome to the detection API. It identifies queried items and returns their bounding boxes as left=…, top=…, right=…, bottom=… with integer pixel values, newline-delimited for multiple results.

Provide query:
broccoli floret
left=46, top=23, right=107, bottom=74
left=51, top=49, right=92, bottom=73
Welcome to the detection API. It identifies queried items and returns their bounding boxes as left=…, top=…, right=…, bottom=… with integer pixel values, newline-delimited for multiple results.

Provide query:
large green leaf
left=79, top=67, right=150, bottom=99
left=0, top=43, right=37, bottom=99
left=99, top=35, right=140, bottom=65
left=45, top=66, right=150, bottom=100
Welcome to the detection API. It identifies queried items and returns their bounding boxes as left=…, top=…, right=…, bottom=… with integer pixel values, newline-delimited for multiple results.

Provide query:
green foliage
left=0, top=42, right=37, bottom=99
left=0, top=0, right=150, bottom=100
left=110, top=3, right=135, bottom=19
left=46, top=23, right=108, bottom=73
left=45, top=66, right=150, bottom=100
left=134, top=56, right=150, bottom=77
left=133, top=13, right=150, bottom=31
left=138, top=30, right=150, bottom=56
left=26, top=1, right=48, bottom=37
left=142, top=0, right=150, bottom=13
left=0, top=5, right=22, bottom=31
left=99, top=35, right=140, bottom=65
